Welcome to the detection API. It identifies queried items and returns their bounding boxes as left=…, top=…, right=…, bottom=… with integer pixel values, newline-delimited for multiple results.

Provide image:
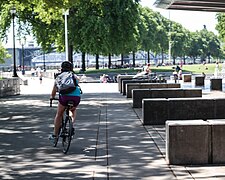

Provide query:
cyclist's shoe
left=60, top=132, right=64, bottom=138
left=49, top=134, right=57, bottom=145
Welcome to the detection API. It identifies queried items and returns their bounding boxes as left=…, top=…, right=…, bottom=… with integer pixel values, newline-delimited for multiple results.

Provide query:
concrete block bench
left=182, top=74, right=192, bottom=82
left=122, top=79, right=150, bottom=95
left=210, top=78, right=222, bottom=91
left=166, top=120, right=209, bottom=165
left=132, top=88, right=202, bottom=108
left=117, top=75, right=134, bottom=93
left=195, top=75, right=205, bottom=86
left=126, top=83, right=179, bottom=98
left=122, top=78, right=167, bottom=95
left=166, top=119, right=225, bottom=165
left=142, top=97, right=225, bottom=125
left=209, top=120, right=225, bottom=164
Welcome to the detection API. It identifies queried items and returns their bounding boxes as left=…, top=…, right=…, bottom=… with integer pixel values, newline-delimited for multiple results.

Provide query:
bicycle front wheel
left=53, top=127, right=61, bottom=147
left=62, top=116, right=73, bottom=154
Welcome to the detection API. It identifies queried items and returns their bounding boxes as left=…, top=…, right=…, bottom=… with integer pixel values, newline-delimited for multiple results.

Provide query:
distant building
left=0, top=46, right=166, bottom=71
left=0, top=47, right=41, bottom=70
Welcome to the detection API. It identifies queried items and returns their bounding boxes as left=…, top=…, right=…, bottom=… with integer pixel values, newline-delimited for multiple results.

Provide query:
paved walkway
left=0, top=76, right=225, bottom=179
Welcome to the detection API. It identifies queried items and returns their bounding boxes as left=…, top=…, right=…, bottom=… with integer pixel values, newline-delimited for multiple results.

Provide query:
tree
left=187, top=32, right=202, bottom=64
left=187, top=28, right=221, bottom=64
left=198, top=28, right=220, bottom=63
left=69, top=0, right=140, bottom=69
left=152, top=12, right=169, bottom=65
left=216, top=13, right=225, bottom=42
left=138, top=7, right=158, bottom=63
left=170, top=22, right=190, bottom=65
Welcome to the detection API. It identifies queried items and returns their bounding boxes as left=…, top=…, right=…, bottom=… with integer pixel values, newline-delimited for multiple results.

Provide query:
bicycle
left=50, top=98, right=74, bottom=154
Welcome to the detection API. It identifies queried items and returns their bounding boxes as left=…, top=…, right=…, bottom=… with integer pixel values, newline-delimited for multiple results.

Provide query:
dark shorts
left=59, top=96, right=80, bottom=107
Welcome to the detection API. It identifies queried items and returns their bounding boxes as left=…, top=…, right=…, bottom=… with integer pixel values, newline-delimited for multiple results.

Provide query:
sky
left=140, top=0, right=218, bottom=34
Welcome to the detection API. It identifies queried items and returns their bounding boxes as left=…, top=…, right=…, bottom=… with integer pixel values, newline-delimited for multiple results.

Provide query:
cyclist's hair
left=61, top=61, right=73, bottom=72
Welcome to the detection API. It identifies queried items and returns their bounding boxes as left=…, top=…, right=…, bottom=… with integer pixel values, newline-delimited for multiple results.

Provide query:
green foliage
left=0, top=43, right=11, bottom=63
left=0, top=0, right=222, bottom=70
left=170, top=22, right=189, bottom=59
left=69, top=0, right=140, bottom=55
left=138, top=7, right=158, bottom=52
left=153, top=12, right=169, bottom=55
left=216, top=13, right=225, bottom=41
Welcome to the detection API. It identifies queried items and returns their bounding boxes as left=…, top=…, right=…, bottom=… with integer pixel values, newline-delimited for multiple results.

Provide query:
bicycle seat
left=67, top=101, right=74, bottom=107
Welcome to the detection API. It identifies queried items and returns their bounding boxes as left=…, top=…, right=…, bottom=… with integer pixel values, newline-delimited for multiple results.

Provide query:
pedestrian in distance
left=39, top=72, right=43, bottom=84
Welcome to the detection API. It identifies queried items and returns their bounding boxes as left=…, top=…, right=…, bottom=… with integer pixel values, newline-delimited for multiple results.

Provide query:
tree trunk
left=132, top=51, right=135, bottom=67
left=121, top=54, right=124, bottom=66
left=68, top=45, right=73, bottom=65
left=173, top=57, right=175, bottom=65
left=161, top=49, right=164, bottom=64
left=147, top=51, right=150, bottom=63
left=108, top=53, right=111, bottom=69
left=183, top=56, right=186, bottom=65
left=96, top=54, right=99, bottom=69
left=81, top=52, right=86, bottom=72
left=208, top=55, right=211, bottom=63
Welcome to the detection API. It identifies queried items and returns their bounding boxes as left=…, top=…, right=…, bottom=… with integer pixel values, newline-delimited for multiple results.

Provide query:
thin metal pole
left=168, top=11, right=171, bottom=64
left=22, top=43, right=25, bottom=75
left=12, top=12, right=18, bottom=77
left=43, top=52, right=46, bottom=71
left=64, top=9, right=69, bottom=62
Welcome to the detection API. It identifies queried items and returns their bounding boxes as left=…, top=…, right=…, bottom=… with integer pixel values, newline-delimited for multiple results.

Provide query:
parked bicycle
left=50, top=98, right=74, bottom=154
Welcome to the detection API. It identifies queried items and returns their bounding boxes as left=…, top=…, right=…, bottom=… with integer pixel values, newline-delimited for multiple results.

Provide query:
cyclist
left=49, top=61, right=81, bottom=144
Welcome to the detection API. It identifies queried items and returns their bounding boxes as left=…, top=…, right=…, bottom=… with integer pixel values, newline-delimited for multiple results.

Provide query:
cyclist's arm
left=50, top=84, right=57, bottom=99
left=74, top=74, right=80, bottom=83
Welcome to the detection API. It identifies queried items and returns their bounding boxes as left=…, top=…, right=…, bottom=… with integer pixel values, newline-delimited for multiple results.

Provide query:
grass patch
left=75, top=68, right=140, bottom=74
left=151, top=64, right=217, bottom=74
left=75, top=63, right=220, bottom=75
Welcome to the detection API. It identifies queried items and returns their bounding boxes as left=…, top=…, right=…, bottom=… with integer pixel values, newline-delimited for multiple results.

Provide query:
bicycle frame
left=50, top=98, right=74, bottom=154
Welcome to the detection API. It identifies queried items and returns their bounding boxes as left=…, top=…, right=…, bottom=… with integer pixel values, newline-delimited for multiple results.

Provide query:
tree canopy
left=0, top=0, right=222, bottom=66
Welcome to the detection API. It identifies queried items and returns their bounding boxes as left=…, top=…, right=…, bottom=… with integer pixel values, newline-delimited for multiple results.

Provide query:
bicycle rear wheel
left=61, top=116, right=73, bottom=154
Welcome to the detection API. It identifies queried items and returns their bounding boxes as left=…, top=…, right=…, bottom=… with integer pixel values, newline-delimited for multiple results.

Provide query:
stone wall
left=0, top=78, right=20, bottom=97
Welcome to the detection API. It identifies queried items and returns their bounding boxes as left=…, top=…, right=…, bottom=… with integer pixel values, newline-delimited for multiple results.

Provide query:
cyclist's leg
left=54, top=102, right=65, bottom=136
left=70, top=96, right=80, bottom=125
left=70, top=106, right=77, bottom=124
left=69, top=107, right=77, bottom=136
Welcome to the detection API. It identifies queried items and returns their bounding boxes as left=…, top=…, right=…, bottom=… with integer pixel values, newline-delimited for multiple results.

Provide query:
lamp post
left=168, top=11, right=171, bottom=64
left=168, top=35, right=171, bottom=63
left=10, top=7, right=18, bottom=77
left=43, top=51, right=46, bottom=71
left=21, top=41, right=25, bottom=75
left=64, top=9, right=69, bottom=62
left=19, top=37, right=26, bottom=75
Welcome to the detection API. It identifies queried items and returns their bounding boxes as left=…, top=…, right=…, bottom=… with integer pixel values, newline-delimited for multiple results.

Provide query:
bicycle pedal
left=59, top=133, right=64, bottom=138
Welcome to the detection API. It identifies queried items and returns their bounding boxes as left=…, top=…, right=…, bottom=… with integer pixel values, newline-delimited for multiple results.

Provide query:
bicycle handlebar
left=50, top=98, right=59, bottom=107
